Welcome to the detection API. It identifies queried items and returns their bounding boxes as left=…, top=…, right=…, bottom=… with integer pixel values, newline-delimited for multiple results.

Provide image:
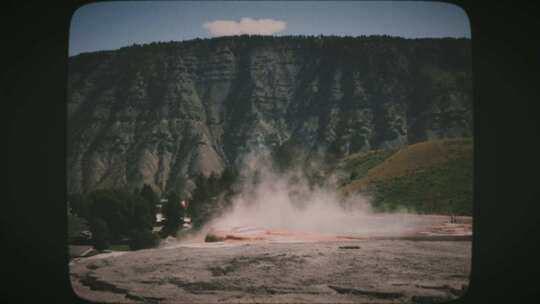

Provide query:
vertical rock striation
left=67, top=36, right=472, bottom=195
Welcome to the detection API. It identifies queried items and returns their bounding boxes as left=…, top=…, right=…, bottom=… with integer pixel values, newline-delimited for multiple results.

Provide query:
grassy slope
left=337, top=138, right=473, bottom=215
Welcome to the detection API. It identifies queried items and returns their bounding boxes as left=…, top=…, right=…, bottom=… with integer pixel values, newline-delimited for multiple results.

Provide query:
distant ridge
left=67, top=35, right=472, bottom=195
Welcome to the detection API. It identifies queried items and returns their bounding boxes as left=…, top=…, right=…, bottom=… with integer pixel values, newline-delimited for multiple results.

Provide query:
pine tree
left=90, top=218, right=110, bottom=250
left=190, top=173, right=209, bottom=228
left=140, top=184, right=158, bottom=222
left=162, top=191, right=183, bottom=236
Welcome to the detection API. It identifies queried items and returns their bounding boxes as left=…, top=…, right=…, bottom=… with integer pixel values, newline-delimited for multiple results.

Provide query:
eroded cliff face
left=67, top=36, right=472, bottom=195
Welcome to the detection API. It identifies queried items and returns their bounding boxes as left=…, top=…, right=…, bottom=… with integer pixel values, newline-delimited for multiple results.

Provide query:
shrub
left=67, top=210, right=89, bottom=240
left=162, top=191, right=184, bottom=236
left=128, top=230, right=160, bottom=250
left=90, top=218, right=110, bottom=250
left=86, top=189, right=154, bottom=241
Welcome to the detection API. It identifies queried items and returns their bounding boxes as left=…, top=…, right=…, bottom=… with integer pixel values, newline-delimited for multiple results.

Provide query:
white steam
left=200, top=150, right=431, bottom=239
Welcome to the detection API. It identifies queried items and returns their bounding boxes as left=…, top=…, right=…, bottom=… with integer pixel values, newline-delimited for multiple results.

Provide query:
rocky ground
left=70, top=235, right=471, bottom=303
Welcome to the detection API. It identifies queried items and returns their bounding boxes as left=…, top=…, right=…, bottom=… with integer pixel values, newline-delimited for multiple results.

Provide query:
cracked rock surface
left=70, top=239, right=470, bottom=303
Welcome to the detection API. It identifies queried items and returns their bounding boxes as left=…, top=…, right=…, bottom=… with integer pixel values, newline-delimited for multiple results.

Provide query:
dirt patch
left=208, top=263, right=239, bottom=276
left=79, top=274, right=128, bottom=294
left=85, top=259, right=111, bottom=270
left=411, top=295, right=452, bottom=304
left=208, top=254, right=306, bottom=276
left=131, top=265, right=157, bottom=274
left=168, top=278, right=297, bottom=296
left=328, top=285, right=403, bottom=299
left=416, top=284, right=468, bottom=297
left=168, top=278, right=228, bottom=294
left=137, top=279, right=168, bottom=286
left=124, top=294, right=164, bottom=303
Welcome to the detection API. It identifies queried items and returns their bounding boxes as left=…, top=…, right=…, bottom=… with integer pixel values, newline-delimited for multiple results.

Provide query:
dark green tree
left=129, top=230, right=159, bottom=250
left=90, top=218, right=110, bottom=250
left=207, top=172, right=220, bottom=195
left=190, top=173, right=210, bottom=228
left=67, top=203, right=89, bottom=240
left=88, top=190, right=128, bottom=240
left=86, top=189, right=154, bottom=241
left=271, top=139, right=305, bottom=172
left=162, top=191, right=183, bottom=236
left=132, top=196, right=154, bottom=232
left=67, top=193, right=90, bottom=219
left=139, top=184, right=158, bottom=222
left=220, top=167, right=237, bottom=190
left=189, top=170, right=240, bottom=228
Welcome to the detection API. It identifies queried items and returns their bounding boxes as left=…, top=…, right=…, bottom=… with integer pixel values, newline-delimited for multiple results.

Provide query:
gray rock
left=67, top=36, right=472, bottom=195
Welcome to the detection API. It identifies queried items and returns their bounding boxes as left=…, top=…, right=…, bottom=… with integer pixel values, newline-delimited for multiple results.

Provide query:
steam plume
left=194, top=150, right=426, bottom=240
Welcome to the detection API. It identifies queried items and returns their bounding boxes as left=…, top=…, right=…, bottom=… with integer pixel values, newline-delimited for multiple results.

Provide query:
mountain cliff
left=67, top=35, right=472, bottom=195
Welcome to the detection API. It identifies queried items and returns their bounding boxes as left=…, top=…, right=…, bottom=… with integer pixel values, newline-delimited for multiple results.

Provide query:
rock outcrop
left=67, top=35, right=472, bottom=195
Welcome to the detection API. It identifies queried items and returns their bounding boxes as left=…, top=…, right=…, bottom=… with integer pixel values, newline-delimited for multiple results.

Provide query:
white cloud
left=203, top=18, right=287, bottom=37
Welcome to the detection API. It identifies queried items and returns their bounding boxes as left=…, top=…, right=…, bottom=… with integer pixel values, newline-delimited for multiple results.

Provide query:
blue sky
left=69, top=1, right=471, bottom=56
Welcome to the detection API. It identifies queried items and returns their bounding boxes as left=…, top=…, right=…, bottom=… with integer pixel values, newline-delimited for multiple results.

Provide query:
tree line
left=68, top=184, right=160, bottom=250
left=67, top=167, right=240, bottom=251
left=67, top=145, right=327, bottom=252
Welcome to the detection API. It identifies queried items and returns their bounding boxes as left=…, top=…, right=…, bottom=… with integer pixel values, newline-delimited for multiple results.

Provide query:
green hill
left=338, top=138, right=473, bottom=215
